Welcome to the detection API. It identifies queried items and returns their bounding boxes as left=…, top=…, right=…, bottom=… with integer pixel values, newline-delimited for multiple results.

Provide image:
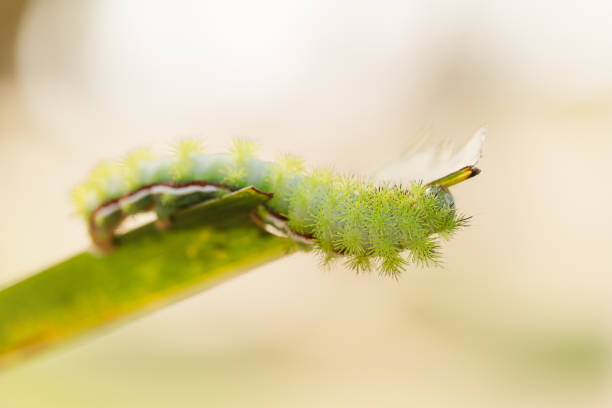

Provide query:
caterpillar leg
left=89, top=208, right=123, bottom=252
left=155, top=215, right=174, bottom=230
left=250, top=206, right=314, bottom=246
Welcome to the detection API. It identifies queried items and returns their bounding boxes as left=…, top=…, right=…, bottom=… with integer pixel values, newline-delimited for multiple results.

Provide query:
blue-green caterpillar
left=72, top=139, right=480, bottom=276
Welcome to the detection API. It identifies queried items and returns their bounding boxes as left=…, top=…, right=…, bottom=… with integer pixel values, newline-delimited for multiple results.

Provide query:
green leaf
left=0, top=187, right=295, bottom=369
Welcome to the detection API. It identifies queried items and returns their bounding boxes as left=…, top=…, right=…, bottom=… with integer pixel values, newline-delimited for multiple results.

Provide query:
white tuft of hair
left=375, top=127, right=486, bottom=184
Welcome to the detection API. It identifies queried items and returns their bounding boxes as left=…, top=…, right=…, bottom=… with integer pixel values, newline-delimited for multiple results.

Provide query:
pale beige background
left=1, top=1, right=611, bottom=407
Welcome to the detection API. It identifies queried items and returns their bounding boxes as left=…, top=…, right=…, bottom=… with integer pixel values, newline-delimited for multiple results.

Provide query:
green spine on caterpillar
left=72, top=138, right=477, bottom=276
left=172, top=139, right=206, bottom=182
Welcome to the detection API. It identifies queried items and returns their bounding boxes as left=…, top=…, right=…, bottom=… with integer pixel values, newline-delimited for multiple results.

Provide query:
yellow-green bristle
left=71, top=183, right=101, bottom=219
left=89, top=161, right=129, bottom=201
left=229, top=139, right=257, bottom=164
left=122, top=148, right=173, bottom=187
left=172, top=139, right=205, bottom=181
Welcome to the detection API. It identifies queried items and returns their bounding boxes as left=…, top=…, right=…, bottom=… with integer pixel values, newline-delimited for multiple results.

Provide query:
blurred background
left=1, top=1, right=611, bottom=406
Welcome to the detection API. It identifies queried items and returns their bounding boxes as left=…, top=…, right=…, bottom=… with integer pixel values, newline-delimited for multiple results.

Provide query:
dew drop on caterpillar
left=72, top=135, right=483, bottom=277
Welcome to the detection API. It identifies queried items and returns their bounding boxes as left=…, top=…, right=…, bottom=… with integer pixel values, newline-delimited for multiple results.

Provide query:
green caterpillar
left=72, top=139, right=480, bottom=276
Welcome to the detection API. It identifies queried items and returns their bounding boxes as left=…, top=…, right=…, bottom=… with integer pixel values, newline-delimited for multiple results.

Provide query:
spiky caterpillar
left=72, top=139, right=479, bottom=276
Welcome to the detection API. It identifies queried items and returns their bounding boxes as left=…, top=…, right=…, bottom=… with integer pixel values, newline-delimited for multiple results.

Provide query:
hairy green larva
left=72, top=139, right=480, bottom=276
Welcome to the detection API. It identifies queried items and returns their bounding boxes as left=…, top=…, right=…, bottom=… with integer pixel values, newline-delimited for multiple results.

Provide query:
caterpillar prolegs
left=72, top=139, right=481, bottom=276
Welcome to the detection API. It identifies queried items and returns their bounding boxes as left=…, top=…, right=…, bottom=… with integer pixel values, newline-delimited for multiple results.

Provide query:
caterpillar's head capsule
left=425, top=185, right=455, bottom=209
left=424, top=165, right=482, bottom=209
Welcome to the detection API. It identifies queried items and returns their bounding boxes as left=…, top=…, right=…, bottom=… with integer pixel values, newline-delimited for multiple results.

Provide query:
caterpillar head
left=425, top=185, right=455, bottom=209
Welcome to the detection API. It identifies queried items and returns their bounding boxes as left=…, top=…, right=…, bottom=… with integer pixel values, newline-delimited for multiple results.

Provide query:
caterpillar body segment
left=73, top=140, right=480, bottom=276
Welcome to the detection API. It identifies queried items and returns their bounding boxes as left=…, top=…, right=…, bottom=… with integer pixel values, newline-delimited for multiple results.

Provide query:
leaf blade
left=0, top=187, right=294, bottom=369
